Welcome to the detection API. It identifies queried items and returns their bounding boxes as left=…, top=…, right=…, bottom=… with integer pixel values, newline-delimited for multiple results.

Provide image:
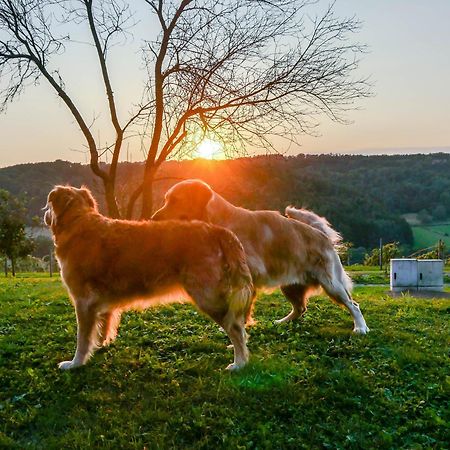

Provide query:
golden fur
left=152, top=180, right=369, bottom=333
left=44, top=185, right=254, bottom=370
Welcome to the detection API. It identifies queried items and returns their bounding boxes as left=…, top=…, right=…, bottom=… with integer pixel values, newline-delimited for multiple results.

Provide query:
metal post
left=379, top=238, right=383, bottom=270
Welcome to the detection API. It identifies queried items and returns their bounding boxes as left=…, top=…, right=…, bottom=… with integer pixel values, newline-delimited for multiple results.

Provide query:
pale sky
left=0, top=0, right=449, bottom=168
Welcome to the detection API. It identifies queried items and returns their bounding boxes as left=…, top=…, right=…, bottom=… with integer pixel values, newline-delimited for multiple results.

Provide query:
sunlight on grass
left=0, top=276, right=448, bottom=449
left=229, top=359, right=299, bottom=391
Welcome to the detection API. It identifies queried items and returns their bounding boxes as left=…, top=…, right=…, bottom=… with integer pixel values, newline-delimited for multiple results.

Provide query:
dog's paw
left=225, top=362, right=245, bottom=371
left=353, top=325, right=370, bottom=334
left=274, top=317, right=288, bottom=324
left=101, top=338, right=112, bottom=347
left=274, top=312, right=303, bottom=324
left=58, top=360, right=80, bottom=370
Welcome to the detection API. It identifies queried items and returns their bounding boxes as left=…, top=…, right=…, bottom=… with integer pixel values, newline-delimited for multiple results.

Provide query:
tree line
left=0, top=0, right=370, bottom=219
left=0, top=153, right=449, bottom=252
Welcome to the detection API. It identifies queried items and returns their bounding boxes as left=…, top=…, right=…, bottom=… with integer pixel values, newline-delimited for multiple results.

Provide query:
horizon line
left=1, top=146, right=450, bottom=169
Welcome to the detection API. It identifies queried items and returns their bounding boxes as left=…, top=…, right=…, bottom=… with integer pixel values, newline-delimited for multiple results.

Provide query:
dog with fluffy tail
left=153, top=179, right=369, bottom=334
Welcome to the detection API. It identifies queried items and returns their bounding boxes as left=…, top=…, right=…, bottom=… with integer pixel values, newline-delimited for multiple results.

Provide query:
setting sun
left=196, top=139, right=222, bottom=159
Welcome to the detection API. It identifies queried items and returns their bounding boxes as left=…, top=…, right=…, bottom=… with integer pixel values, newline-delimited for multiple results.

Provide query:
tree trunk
left=104, top=180, right=121, bottom=219
left=126, top=184, right=143, bottom=220
left=140, top=168, right=156, bottom=220
left=11, top=257, right=15, bottom=277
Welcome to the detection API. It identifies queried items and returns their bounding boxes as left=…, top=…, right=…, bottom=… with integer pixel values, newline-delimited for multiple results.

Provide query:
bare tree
left=131, top=0, right=371, bottom=218
left=1, top=0, right=371, bottom=219
left=0, top=0, right=151, bottom=217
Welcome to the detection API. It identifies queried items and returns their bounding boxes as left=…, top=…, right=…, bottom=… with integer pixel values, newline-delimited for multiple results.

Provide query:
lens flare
left=196, top=139, right=222, bottom=159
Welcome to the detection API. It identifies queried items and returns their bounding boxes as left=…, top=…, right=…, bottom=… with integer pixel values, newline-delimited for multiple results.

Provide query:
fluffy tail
left=213, top=227, right=255, bottom=321
left=285, top=206, right=342, bottom=246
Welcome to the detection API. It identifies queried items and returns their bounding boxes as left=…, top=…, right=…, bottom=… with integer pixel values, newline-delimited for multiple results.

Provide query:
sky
left=0, top=0, right=449, bottom=168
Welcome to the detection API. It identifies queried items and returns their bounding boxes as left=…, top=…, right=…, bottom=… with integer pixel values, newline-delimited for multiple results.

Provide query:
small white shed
left=390, top=259, right=444, bottom=291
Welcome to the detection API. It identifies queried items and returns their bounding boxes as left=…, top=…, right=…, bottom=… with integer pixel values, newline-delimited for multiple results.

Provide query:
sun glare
left=196, top=139, right=222, bottom=159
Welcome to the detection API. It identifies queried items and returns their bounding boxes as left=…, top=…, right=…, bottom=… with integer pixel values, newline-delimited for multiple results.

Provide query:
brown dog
left=44, top=186, right=254, bottom=370
left=152, top=179, right=369, bottom=333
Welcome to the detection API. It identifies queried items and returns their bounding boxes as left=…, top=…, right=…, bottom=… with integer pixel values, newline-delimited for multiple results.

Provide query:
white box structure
left=390, top=259, right=444, bottom=291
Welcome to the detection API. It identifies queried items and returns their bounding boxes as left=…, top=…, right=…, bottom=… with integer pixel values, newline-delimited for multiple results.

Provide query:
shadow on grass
left=1, top=280, right=448, bottom=449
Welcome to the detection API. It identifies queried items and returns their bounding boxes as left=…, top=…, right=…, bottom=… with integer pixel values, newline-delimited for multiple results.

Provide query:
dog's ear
left=48, top=187, right=74, bottom=213
left=46, top=186, right=75, bottom=226
left=194, top=181, right=213, bottom=208
left=79, top=186, right=97, bottom=210
left=193, top=181, right=214, bottom=221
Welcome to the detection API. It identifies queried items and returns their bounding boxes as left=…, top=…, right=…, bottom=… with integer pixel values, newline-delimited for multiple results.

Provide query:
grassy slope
left=412, top=224, right=450, bottom=250
left=0, top=277, right=448, bottom=449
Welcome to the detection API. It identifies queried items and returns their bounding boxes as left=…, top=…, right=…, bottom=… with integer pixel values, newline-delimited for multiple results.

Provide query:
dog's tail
left=285, top=206, right=342, bottom=246
left=213, top=226, right=255, bottom=323
left=286, top=206, right=352, bottom=293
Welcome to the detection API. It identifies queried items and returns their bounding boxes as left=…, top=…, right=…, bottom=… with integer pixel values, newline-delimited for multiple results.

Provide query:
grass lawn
left=0, top=276, right=448, bottom=449
left=345, top=266, right=450, bottom=285
left=346, top=268, right=389, bottom=285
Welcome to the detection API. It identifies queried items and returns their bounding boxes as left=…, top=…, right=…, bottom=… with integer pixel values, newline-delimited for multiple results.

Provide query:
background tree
left=0, top=0, right=370, bottom=219
left=135, top=0, right=371, bottom=217
left=0, top=0, right=151, bottom=217
left=364, top=242, right=399, bottom=269
left=432, top=205, right=447, bottom=222
left=0, top=189, right=34, bottom=276
left=417, top=240, right=446, bottom=260
left=338, top=241, right=353, bottom=266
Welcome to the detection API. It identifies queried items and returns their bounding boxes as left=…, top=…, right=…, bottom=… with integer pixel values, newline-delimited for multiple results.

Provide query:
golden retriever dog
left=152, top=179, right=369, bottom=334
left=44, top=185, right=254, bottom=371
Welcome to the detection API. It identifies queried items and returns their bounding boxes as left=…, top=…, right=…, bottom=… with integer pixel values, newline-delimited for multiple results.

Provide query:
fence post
left=379, top=238, right=383, bottom=270
left=437, top=239, right=444, bottom=259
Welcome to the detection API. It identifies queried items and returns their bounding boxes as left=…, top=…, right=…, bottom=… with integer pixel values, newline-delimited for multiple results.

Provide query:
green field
left=411, top=223, right=450, bottom=251
left=1, top=276, right=448, bottom=449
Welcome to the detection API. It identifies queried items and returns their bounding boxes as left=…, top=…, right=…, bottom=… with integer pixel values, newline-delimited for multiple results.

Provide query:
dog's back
left=152, top=179, right=368, bottom=333
left=45, top=185, right=255, bottom=370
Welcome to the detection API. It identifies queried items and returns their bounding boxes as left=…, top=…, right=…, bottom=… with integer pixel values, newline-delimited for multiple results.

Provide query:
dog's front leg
left=59, top=301, right=98, bottom=370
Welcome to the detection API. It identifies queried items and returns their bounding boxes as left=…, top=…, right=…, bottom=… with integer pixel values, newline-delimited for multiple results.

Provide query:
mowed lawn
left=0, top=276, right=448, bottom=449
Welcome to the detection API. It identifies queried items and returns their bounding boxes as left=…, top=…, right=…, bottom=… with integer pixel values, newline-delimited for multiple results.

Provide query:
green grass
left=347, top=269, right=389, bottom=285
left=345, top=266, right=450, bottom=285
left=1, top=276, right=449, bottom=449
left=346, top=265, right=383, bottom=272
left=411, top=223, right=450, bottom=250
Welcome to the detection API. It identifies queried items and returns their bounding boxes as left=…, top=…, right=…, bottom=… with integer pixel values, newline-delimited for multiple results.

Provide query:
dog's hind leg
left=221, top=312, right=249, bottom=371
left=320, top=279, right=369, bottom=334
left=59, top=300, right=99, bottom=370
left=98, top=309, right=122, bottom=347
left=275, top=284, right=310, bottom=324
left=187, top=284, right=251, bottom=370
left=199, top=303, right=249, bottom=370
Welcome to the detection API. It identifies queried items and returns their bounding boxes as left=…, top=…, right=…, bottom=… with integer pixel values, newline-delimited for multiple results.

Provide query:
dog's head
left=152, top=179, right=213, bottom=222
left=44, top=185, right=97, bottom=229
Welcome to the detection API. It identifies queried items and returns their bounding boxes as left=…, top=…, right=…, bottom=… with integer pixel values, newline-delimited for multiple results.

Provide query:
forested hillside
left=1, top=153, right=449, bottom=249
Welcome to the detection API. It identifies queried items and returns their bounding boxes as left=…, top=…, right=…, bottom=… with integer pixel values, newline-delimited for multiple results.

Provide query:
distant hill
left=1, top=153, right=449, bottom=249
